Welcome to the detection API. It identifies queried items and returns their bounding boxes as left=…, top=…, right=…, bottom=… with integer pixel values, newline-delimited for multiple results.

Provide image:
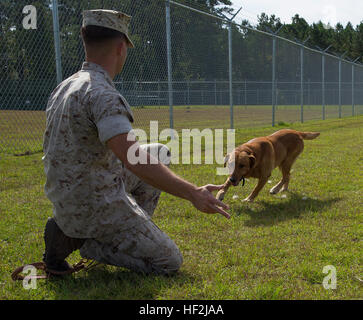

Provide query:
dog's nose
left=229, top=177, right=237, bottom=183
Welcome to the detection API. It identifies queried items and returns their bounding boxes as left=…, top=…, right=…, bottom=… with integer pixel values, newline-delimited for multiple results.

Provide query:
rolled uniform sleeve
left=90, top=90, right=134, bottom=144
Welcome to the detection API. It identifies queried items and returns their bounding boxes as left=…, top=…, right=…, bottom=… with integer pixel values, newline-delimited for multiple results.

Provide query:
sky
left=229, top=0, right=363, bottom=28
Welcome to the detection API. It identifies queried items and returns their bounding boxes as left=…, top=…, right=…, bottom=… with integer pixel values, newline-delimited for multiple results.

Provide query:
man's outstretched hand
left=107, top=133, right=230, bottom=219
left=189, top=184, right=230, bottom=219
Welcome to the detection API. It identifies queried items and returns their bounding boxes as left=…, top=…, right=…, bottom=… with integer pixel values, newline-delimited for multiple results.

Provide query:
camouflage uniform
left=43, top=61, right=182, bottom=275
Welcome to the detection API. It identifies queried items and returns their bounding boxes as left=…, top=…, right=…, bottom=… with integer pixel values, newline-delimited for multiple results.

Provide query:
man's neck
left=85, top=57, right=116, bottom=80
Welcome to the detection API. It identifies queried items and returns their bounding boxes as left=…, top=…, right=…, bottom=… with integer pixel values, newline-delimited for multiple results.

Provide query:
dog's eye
left=239, top=164, right=244, bottom=168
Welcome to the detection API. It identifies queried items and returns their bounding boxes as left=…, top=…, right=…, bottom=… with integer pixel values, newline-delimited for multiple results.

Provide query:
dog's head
left=224, top=150, right=256, bottom=186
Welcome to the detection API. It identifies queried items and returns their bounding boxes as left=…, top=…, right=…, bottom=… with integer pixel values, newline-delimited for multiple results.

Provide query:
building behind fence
left=1, top=0, right=363, bottom=154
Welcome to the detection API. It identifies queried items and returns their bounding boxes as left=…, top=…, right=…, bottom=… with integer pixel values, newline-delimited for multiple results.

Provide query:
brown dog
left=216, top=129, right=320, bottom=202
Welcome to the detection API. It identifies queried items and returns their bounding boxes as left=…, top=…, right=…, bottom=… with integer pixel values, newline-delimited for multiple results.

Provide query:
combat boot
left=43, top=217, right=86, bottom=274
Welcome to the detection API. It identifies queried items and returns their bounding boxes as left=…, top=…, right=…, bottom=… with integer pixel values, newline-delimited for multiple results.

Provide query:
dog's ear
left=223, top=153, right=230, bottom=167
left=248, top=154, right=256, bottom=169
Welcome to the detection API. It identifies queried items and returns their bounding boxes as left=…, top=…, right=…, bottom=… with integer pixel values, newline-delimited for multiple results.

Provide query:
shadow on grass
left=233, top=192, right=340, bottom=227
left=47, top=265, right=196, bottom=299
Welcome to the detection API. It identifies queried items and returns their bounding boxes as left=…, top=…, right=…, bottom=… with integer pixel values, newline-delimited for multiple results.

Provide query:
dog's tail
left=299, top=131, right=320, bottom=140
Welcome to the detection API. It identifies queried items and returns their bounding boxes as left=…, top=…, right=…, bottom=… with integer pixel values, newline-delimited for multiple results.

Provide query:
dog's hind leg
left=280, top=163, right=292, bottom=192
left=271, top=137, right=304, bottom=194
left=269, top=161, right=292, bottom=194
left=270, top=159, right=294, bottom=194
left=272, top=153, right=300, bottom=194
left=269, top=176, right=286, bottom=194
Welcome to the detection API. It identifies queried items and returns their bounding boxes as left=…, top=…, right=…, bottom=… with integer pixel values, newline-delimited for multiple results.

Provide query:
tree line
left=253, top=12, right=363, bottom=62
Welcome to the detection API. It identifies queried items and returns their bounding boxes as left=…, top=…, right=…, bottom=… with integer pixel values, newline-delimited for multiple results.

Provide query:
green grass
left=0, top=116, right=362, bottom=299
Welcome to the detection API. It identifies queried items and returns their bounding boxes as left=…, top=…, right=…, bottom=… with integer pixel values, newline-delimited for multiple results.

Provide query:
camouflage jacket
left=42, top=61, right=150, bottom=238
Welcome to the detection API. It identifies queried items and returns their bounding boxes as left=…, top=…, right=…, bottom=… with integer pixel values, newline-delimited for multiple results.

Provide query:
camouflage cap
left=82, top=9, right=135, bottom=48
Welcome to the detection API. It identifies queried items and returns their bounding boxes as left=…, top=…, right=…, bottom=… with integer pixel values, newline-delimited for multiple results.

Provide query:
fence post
left=165, top=0, right=173, bottom=131
left=268, top=26, right=285, bottom=127
left=214, top=79, right=217, bottom=106
left=51, top=0, right=62, bottom=84
left=272, top=35, right=276, bottom=127
left=187, top=80, right=190, bottom=106
left=351, top=57, right=360, bottom=116
left=228, top=21, right=233, bottom=129
left=320, top=45, right=331, bottom=120
left=308, top=78, right=311, bottom=105
left=338, top=59, right=342, bottom=118
left=352, top=64, right=355, bottom=116
left=298, top=37, right=309, bottom=123
left=157, top=79, right=161, bottom=108
left=217, top=7, right=241, bottom=129
left=338, top=52, right=347, bottom=119
left=322, top=54, right=325, bottom=120
left=300, top=45, right=304, bottom=123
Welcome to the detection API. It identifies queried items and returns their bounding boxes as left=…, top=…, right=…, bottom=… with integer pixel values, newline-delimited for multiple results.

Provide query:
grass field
left=1, top=104, right=362, bottom=154
left=0, top=115, right=362, bottom=300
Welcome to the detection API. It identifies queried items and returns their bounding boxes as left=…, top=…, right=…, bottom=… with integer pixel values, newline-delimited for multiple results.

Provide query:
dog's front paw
left=243, top=197, right=254, bottom=202
left=216, top=190, right=225, bottom=201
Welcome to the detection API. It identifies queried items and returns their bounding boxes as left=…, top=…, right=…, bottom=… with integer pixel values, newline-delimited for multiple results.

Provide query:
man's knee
left=141, top=143, right=171, bottom=167
left=152, top=246, right=183, bottom=275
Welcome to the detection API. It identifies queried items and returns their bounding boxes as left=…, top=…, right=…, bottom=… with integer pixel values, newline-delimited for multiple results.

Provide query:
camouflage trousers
left=79, top=143, right=183, bottom=275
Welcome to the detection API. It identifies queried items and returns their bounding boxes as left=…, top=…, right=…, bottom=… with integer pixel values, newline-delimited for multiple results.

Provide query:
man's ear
left=248, top=154, right=256, bottom=169
left=116, top=40, right=124, bottom=56
left=223, top=153, right=230, bottom=167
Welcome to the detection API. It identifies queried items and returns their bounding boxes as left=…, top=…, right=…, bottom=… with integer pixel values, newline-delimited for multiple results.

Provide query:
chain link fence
left=1, top=0, right=363, bottom=154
